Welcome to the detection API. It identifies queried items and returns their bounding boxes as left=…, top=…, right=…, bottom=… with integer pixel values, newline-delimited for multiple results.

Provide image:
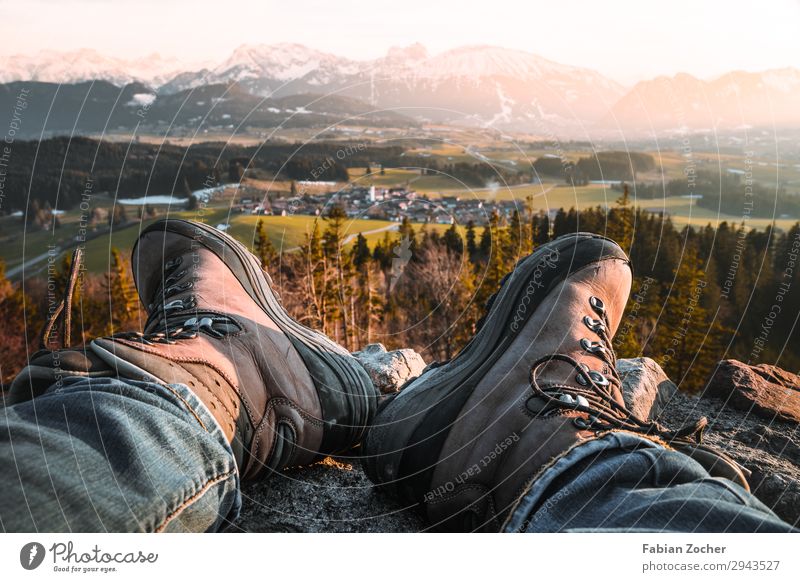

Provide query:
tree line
left=2, top=190, right=799, bottom=392
left=0, top=137, right=403, bottom=213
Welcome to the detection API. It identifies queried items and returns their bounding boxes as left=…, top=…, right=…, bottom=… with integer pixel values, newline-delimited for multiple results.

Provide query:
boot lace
left=527, top=294, right=707, bottom=445
left=40, top=248, right=84, bottom=349
left=119, top=254, right=240, bottom=345
left=39, top=249, right=238, bottom=349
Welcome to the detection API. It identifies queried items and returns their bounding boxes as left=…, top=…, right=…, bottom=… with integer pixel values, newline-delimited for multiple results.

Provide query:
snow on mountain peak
left=216, top=43, right=353, bottom=81
left=0, top=48, right=195, bottom=86
left=385, top=43, right=429, bottom=62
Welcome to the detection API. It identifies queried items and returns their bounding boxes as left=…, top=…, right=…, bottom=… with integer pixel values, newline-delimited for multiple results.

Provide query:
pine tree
left=651, top=246, right=727, bottom=391
left=613, top=276, right=659, bottom=359
left=397, top=217, right=417, bottom=254
left=609, top=183, right=634, bottom=250
left=443, top=223, right=463, bottom=255
left=352, top=233, right=370, bottom=269
left=473, top=211, right=510, bottom=311
left=351, top=233, right=374, bottom=347
left=301, top=220, right=325, bottom=330
left=372, top=231, right=394, bottom=274
left=465, top=220, right=478, bottom=263
left=254, top=219, right=278, bottom=271
left=478, top=224, right=492, bottom=263
left=321, top=206, right=353, bottom=347
left=505, top=209, right=530, bottom=261
left=103, top=247, right=138, bottom=335
left=532, top=211, right=550, bottom=247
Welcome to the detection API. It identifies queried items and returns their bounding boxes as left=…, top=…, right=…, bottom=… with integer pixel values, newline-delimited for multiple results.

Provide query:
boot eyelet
left=580, top=338, right=607, bottom=354
left=576, top=372, right=589, bottom=386
left=588, top=370, right=609, bottom=386
left=164, top=269, right=187, bottom=287
left=589, top=296, right=605, bottom=315
left=573, top=417, right=589, bottom=429
left=583, top=315, right=606, bottom=334
left=165, top=256, right=183, bottom=270
left=165, top=281, right=193, bottom=296
left=163, top=299, right=185, bottom=311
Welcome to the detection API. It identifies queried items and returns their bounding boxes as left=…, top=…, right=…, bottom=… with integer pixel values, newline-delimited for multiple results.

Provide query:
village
left=234, top=184, right=528, bottom=226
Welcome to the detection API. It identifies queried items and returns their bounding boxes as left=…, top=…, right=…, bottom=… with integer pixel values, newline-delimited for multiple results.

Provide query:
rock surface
left=352, top=343, right=427, bottom=394
left=236, top=352, right=799, bottom=531
left=705, top=359, right=800, bottom=424
left=619, top=357, right=678, bottom=420
left=659, top=391, right=800, bottom=527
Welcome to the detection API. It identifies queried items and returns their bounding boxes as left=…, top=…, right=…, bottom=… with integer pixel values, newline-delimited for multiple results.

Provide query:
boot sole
left=362, top=232, right=627, bottom=502
left=135, top=219, right=378, bottom=456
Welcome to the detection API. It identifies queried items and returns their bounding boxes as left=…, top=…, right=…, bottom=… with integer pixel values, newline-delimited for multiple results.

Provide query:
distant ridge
left=2, top=44, right=799, bottom=137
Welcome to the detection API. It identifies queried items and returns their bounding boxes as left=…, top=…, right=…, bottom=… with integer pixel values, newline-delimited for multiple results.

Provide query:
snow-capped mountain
left=159, top=43, right=359, bottom=95
left=158, top=43, right=626, bottom=134
left=0, top=49, right=195, bottom=87
left=377, top=44, right=618, bottom=86
left=345, top=45, right=626, bottom=133
left=216, top=43, right=359, bottom=82
left=608, top=68, right=800, bottom=133
left=3, top=43, right=800, bottom=136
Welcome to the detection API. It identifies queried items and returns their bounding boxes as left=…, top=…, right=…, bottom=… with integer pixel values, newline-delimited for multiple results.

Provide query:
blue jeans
left=0, top=377, right=794, bottom=532
left=506, top=432, right=796, bottom=532
left=0, top=376, right=240, bottom=532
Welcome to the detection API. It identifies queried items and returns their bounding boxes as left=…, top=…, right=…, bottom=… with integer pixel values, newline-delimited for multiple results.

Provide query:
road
left=279, top=223, right=400, bottom=253
left=6, top=248, right=60, bottom=279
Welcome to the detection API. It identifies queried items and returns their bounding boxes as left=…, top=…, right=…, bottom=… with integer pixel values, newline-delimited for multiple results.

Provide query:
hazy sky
left=2, top=0, right=798, bottom=83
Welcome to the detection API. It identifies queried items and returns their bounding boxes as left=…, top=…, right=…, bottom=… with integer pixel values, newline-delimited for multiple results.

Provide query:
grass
left=40, top=210, right=405, bottom=274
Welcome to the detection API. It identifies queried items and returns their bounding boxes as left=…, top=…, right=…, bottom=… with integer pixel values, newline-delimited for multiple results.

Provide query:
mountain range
left=2, top=44, right=799, bottom=138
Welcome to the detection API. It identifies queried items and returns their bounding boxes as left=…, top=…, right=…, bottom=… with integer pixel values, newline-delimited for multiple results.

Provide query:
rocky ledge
left=234, top=347, right=799, bottom=532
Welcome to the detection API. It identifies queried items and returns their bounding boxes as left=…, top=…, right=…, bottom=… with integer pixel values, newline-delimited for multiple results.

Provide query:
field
left=2, top=206, right=466, bottom=276
left=3, top=135, right=799, bottom=278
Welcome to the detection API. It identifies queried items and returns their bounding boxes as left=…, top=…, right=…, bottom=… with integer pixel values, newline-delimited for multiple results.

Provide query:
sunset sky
left=1, top=0, right=798, bottom=83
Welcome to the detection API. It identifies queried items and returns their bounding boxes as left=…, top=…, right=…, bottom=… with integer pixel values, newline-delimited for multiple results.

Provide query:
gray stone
left=618, top=357, right=678, bottom=421
left=704, top=359, right=800, bottom=424
left=352, top=343, right=427, bottom=394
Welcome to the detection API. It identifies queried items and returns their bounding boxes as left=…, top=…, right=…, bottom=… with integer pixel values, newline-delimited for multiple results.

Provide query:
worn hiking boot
left=363, top=232, right=748, bottom=531
left=10, top=220, right=378, bottom=480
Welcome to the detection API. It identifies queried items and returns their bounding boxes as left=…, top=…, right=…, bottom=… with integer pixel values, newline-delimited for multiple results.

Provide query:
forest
left=2, top=187, right=798, bottom=393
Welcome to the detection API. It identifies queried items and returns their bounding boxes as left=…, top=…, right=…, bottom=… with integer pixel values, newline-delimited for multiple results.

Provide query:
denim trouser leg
left=0, top=376, right=241, bottom=532
left=505, top=432, right=796, bottom=533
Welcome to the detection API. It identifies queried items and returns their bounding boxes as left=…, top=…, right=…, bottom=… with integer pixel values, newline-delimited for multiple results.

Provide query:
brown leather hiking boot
left=9, top=220, right=378, bottom=481
left=363, top=232, right=749, bottom=531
